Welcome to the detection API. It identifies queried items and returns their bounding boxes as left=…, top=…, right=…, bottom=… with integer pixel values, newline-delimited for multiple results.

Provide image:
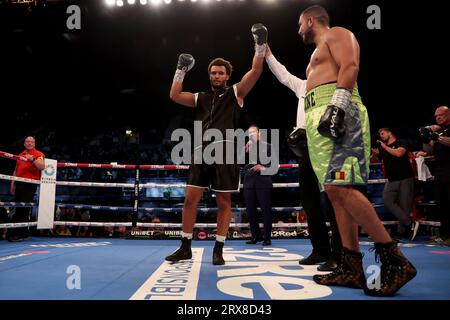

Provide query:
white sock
left=216, top=235, right=226, bottom=243
left=182, top=232, right=193, bottom=240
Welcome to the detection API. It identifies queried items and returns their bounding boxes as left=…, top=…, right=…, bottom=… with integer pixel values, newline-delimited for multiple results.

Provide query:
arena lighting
left=10, top=0, right=35, bottom=3
left=104, top=0, right=254, bottom=7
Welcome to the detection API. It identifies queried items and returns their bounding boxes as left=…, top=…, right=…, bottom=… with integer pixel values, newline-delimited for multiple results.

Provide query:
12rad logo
left=271, top=230, right=298, bottom=238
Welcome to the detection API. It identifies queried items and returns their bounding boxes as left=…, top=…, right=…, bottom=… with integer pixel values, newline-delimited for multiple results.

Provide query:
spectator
left=8, top=136, right=45, bottom=242
left=419, top=106, right=450, bottom=246
left=372, top=128, right=419, bottom=240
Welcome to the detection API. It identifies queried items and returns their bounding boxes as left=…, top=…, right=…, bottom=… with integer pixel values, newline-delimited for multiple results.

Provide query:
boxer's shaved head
left=298, top=5, right=330, bottom=45
left=301, top=5, right=330, bottom=27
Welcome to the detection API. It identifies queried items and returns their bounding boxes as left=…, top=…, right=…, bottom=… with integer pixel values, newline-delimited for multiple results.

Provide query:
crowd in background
left=0, top=120, right=446, bottom=241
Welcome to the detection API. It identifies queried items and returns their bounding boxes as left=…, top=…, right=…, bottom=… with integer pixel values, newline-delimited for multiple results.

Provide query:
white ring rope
left=0, top=174, right=40, bottom=185
left=0, top=201, right=435, bottom=212
left=0, top=173, right=388, bottom=188
left=2, top=220, right=416, bottom=229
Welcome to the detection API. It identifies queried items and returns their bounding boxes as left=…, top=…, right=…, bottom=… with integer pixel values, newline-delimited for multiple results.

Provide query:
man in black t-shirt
left=419, top=106, right=450, bottom=246
left=372, top=128, right=417, bottom=240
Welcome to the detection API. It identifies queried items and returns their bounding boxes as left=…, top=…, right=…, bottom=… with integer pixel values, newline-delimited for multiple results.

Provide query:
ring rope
left=0, top=173, right=388, bottom=187
left=0, top=150, right=439, bottom=231
left=1, top=150, right=435, bottom=170
left=1, top=220, right=415, bottom=229
left=0, top=201, right=437, bottom=212
left=2, top=220, right=425, bottom=229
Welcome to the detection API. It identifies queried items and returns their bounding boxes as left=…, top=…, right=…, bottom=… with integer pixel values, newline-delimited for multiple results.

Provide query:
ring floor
left=0, top=237, right=449, bottom=300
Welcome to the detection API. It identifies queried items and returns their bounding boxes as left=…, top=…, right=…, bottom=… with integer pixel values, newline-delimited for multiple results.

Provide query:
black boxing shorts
left=187, top=163, right=241, bottom=192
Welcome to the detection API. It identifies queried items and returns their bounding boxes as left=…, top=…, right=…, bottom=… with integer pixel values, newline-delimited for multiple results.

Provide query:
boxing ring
left=0, top=150, right=449, bottom=300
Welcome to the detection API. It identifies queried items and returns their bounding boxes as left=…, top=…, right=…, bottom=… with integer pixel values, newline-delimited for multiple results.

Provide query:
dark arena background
left=0, top=0, right=449, bottom=313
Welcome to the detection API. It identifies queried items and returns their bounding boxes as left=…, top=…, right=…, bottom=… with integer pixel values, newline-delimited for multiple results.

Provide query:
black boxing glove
left=317, top=88, right=351, bottom=139
left=251, top=23, right=268, bottom=57
left=173, top=53, right=195, bottom=83
left=287, top=127, right=307, bottom=158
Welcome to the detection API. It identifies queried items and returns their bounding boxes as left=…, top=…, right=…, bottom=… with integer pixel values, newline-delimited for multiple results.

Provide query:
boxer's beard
left=302, top=28, right=314, bottom=45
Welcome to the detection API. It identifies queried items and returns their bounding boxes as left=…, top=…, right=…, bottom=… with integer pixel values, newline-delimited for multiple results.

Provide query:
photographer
left=418, top=106, right=450, bottom=245
left=372, top=128, right=418, bottom=240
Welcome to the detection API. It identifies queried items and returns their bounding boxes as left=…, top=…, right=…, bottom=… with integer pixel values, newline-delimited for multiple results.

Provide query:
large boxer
left=298, top=5, right=416, bottom=296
